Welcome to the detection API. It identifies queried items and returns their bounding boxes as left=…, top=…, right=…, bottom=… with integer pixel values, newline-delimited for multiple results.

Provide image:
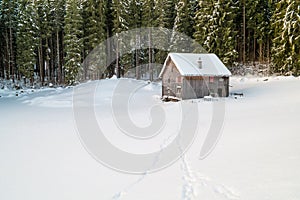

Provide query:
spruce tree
left=96, top=0, right=107, bottom=45
left=83, top=0, right=98, bottom=55
left=194, top=0, right=213, bottom=51
left=35, top=0, right=52, bottom=83
left=272, top=0, right=300, bottom=75
left=83, top=0, right=106, bottom=54
left=171, top=0, right=196, bottom=53
left=111, top=0, right=129, bottom=78
left=82, top=0, right=107, bottom=79
left=0, top=0, right=18, bottom=81
left=142, top=0, right=157, bottom=27
left=173, top=0, right=195, bottom=38
left=64, top=0, right=83, bottom=85
left=112, top=0, right=128, bottom=34
left=16, top=0, right=37, bottom=83
left=154, top=0, right=177, bottom=66
left=142, top=0, right=157, bottom=80
left=246, top=0, right=273, bottom=63
left=194, top=0, right=238, bottom=66
left=95, top=0, right=107, bottom=76
left=126, top=0, right=143, bottom=74
left=158, top=0, right=177, bottom=30
left=51, top=0, right=66, bottom=84
left=216, top=0, right=239, bottom=66
left=0, top=0, right=5, bottom=79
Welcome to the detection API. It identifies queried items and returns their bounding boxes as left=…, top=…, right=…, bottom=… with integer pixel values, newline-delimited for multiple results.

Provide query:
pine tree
left=50, top=0, right=66, bottom=84
left=272, top=0, right=300, bottom=75
left=83, top=0, right=106, bottom=54
left=43, top=0, right=53, bottom=81
left=157, top=0, right=177, bottom=30
left=95, top=0, right=107, bottom=77
left=83, top=0, right=98, bottom=56
left=259, top=0, right=274, bottom=64
left=142, top=0, right=157, bottom=27
left=154, top=0, right=177, bottom=65
left=0, top=0, right=5, bottom=79
left=194, top=0, right=213, bottom=49
left=246, top=0, right=273, bottom=63
left=112, top=0, right=128, bottom=34
left=173, top=0, right=195, bottom=37
left=82, top=0, right=107, bottom=79
left=16, top=0, right=37, bottom=83
left=216, top=0, right=239, bottom=66
left=0, top=0, right=18, bottom=81
left=125, top=0, right=142, bottom=29
left=64, top=0, right=83, bottom=85
left=194, top=0, right=238, bottom=66
left=172, top=0, right=196, bottom=52
left=111, top=0, right=129, bottom=78
left=96, top=0, right=107, bottom=45
left=142, top=0, right=160, bottom=80
left=124, top=0, right=143, bottom=77
left=35, top=0, right=53, bottom=83
left=103, top=0, right=115, bottom=77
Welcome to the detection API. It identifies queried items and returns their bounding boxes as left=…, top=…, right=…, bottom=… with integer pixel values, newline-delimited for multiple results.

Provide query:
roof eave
left=182, top=74, right=232, bottom=77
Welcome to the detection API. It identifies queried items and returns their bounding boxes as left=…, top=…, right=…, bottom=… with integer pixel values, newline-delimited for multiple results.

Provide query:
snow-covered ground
left=0, top=76, right=300, bottom=200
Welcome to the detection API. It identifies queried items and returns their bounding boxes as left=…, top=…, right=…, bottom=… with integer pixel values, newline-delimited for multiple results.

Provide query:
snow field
left=0, top=76, right=299, bottom=200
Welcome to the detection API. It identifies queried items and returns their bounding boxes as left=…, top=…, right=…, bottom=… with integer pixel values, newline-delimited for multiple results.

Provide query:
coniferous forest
left=0, top=0, right=299, bottom=85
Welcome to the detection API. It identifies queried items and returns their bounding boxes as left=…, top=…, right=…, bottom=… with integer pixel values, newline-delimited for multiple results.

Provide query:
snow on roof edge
left=159, top=53, right=231, bottom=78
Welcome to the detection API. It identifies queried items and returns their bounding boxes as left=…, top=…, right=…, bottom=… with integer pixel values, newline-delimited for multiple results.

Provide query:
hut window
left=209, top=77, right=214, bottom=83
left=168, top=78, right=170, bottom=83
left=219, top=78, right=224, bottom=82
left=176, top=86, right=182, bottom=94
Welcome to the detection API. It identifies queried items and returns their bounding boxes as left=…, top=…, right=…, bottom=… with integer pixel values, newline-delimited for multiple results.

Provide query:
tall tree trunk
left=106, top=29, right=112, bottom=78
left=253, top=31, right=256, bottom=65
left=45, top=38, right=50, bottom=82
left=50, top=37, right=55, bottom=83
left=135, top=29, right=140, bottom=80
left=61, top=32, right=64, bottom=84
left=259, top=42, right=263, bottom=63
left=39, top=40, right=44, bottom=84
left=148, top=29, right=153, bottom=81
left=57, top=30, right=61, bottom=84
left=0, top=53, right=3, bottom=79
left=267, top=36, right=270, bottom=75
left=9, top=27, right=14, bottom=82
left=116, top=37, right=120, bottom=78
left=5, top=31, right=10, bottom=80
left=243, top=0, right=246, bottom=65
left=248, top=29, right=251, bottom=64
left=267, top=38, right=270, bottom=64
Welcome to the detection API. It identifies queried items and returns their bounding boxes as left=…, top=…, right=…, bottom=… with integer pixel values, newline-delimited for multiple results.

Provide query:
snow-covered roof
left=159, top=53, right=232, bottom=77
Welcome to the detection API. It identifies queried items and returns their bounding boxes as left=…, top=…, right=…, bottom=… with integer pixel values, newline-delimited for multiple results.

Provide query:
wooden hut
left=159, top=53, right=231, bottom=100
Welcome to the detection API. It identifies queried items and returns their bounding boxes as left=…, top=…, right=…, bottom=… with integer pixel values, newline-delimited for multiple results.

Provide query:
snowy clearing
left=0, top=76, right=300, bottom=200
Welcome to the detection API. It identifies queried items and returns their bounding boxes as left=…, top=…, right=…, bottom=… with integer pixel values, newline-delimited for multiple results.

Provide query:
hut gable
left=159, top=53, right=231, bottom=100
left=161, top=58, right=183, bottom=98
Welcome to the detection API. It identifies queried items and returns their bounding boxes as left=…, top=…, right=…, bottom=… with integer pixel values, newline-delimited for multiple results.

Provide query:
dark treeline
left=0, top=0, right=299, bottom=86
